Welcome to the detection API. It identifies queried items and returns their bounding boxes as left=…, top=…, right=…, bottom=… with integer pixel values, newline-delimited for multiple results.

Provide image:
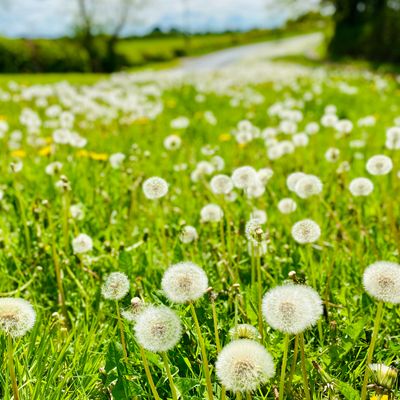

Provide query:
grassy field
left=0, top=50, right=399, bottom=400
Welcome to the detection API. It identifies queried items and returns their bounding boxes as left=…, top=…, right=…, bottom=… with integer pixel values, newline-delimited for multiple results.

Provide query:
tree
left=329, top=0, right=400, bottom=62
left=75, top=0, right=146, bottom=72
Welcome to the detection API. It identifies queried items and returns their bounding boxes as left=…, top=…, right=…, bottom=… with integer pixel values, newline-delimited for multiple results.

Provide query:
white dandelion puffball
left=325, top=147, right=340, bottom=163
left=179, top=225, right=198, bottom=243
left=257, top=168, right=274, bottom=185
left=250, top=209, right=267, bottom=224
left=262, top=284, right=323, bottom=334
left=291, top=219, right=321, bottom=244
left=163, top=134, right=182, bottom=151
left=70, top=203, right=85, bottom=220
left=294, top=175, right=323, bottom=199
left=45, top=161, right=62, bottom=175
left=101, top=272, right=130, bottom=300
left=349, top=177, right=374, bottom=196
left=142, top=177, right=169, bottom=199
left=0, top=298, right=36, bottom=337
left=134, top=305, right=182, bottom=352
left=216, top=339, right=275, bottom=393
left=72, top=233, right=93, bottom=254
left=278, top=198, right=297, bottom=214
left=366, top=155, right=393, bottom=176
left=109, top=153, right=125, bottom=169
left=231, top=166, right=258, bottom=189
left=286, top=172, right=306, bottom=191
left=363, top=261, right=400, bottom=303
left=200, top=203, right=224, bottom=222
left=162, top=262, right=208, bottom=303
left=210, top=174, right=233, bottom=194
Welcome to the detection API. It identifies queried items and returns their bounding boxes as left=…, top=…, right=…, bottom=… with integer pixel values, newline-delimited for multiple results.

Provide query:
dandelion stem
left=161, top=352, right=178, bottom=400
left=115, top=301, right=128, bottom=363
left=360, top=301, right=384, bottom=400
left=288, top=334, right=299, bottom=391
left=256, top=256, right=264, bottom=341
left=7, top=335, right=19, bottom=400
left=279, top=334, right=290, bottom=400
left=246, top=392, right=252, bottom=400
left=211, top=298, right=226, bottom=400
left=299, top=333, right=311, bottom=400
left=62, top=191, right=70, bottom=254
left=139, top=346, right=160, bottom=400
left=189, top=302, right=214, bottom=400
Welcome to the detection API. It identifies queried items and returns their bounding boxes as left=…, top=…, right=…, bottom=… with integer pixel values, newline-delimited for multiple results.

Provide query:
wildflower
left=291, top=219, right=321, bottom=244
left=101, top=272, right=130, bottom=301
left=278, top=198, right=297, bottom=214
left=163, top=134, right=182, bottom=151
left=349, top=177, right=374, bottom=196
left=122, top=297, right=145, bottom=322
left=368, top=363, right=398, bottom=390
left=72, top=233, right=93, bottom=254
left=366, top=155, right=393, bottom=176
left=216, top=339, right=275, bottom=393
left=286, top=172, right=306, bottom=191
left=134, top=305, right=182, bottom=352
left=257, top=168, right=274, bottom=185
left=262, top=284, right=323, bottom=334
left=142, top=177, right=168, bottom=199
left=250, top=209, right=267, bottom=224
left=294, top=175, right=323, bottom=198
left=161, top=262, right=208, bottom=303
left=109, top=153, right=125, bottom=169
left=210, top=174, right=233, bottom=194
left=325, top=148, right=340, bottom=162
left=0, top=298, right=36, bottom=337
left=70, top=203, right=85, bottom=220
left=179, top=225, right=198, bottom=243
left=231, top=166, right=258, bottom=189
left=200, top=203, right=224, bottom=222
left=363, top=261, right=400, bottom=303
left=45, top=161, right=63, bottom=175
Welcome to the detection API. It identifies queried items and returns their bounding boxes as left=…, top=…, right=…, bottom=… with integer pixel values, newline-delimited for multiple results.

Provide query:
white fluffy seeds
left=216, top=339, right=275, bottom=393
left=162, top=262, right=208, bottom=303
left=134, top=305, right=182, bottom=352
left=0, top=298, right=36, bottom=337
left=101, top=272, right=130, bottom=300
left=262, top=284, right=323, bottom=334
left=363, top=261, right=400, bottom=303
left=291, top=219, right=321, bottom=244
left=142, top=177, right=169, bottom=199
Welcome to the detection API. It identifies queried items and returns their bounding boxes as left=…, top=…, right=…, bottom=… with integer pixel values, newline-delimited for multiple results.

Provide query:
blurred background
left=0, top=0, right=399, bottom=73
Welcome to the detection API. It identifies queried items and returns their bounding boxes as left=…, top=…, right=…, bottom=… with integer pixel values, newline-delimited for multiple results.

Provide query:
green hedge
left=0, top=38, right=90, bottom=72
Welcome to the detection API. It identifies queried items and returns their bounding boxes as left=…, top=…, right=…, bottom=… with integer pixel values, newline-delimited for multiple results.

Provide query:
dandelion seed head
left=142, top=176, right=168, bottom=199
left=210, top=174, right=233, bottom=194
left=179, top=225, right=198, bottom=243
left=366, top=155, right=393, bottom=176
left=363, top=261, right=400, bottom=303
left=72, top=233, right=93, bottom=254
left=262, top=284, right=323, bottom=334
left=231, top=166, right=258, bottom=189
left=291, top=219, right=321, bottom=244
left=101, top=272, right=130, bottom=301
left=278, top=198, right=297, bottom=214
left=122, top=297, right=145, bottom=322
left=349, top=177, right=374, bottom=196
left=0, top=298, right=36, bottom=337
left=134, top=305, right=182, bottom=352
left=200, top=203, right=224, bottom=222
left=216, top=339, right=275, bottom=393
left=286, top=172, right=306, bottom=191
left=294, top=175, right=323, bottom=198
left=162, top=262, right=208, bottom=303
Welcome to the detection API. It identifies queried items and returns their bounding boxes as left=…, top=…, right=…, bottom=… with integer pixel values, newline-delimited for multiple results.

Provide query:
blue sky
left=0, top=0, right=319, bottom=38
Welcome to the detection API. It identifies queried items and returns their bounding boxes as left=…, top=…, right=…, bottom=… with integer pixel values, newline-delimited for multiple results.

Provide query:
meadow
left=0, top=54, right=399, bottom=400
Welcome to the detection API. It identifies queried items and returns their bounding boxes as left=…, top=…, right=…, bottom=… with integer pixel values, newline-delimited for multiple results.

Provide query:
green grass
left=0, top=50, right=399, bottom=400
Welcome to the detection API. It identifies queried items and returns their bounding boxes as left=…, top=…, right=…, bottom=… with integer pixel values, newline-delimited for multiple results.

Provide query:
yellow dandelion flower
left=38, top=146, right=53, bottom=156
left=89, top=152, right=108, bottom=161
left=219, top=133, right=231, bottom=142
left=76, top=150, right=90, bottom=158
left=0, top=115, right=6, bottom=121
left=11, top=150, right=26, bottom=158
